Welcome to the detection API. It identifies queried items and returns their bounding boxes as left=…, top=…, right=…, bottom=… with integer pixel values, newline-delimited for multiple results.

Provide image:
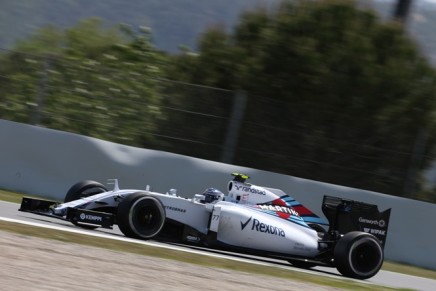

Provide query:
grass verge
left=0, top=189, right=45, bottom=203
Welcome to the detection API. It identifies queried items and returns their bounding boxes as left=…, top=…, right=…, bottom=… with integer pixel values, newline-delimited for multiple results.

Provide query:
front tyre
left=334, top=231, right=383, bottom=279
left=117, top=192, right=166, bottom=240
left=65, top=180, right=108, bottom=202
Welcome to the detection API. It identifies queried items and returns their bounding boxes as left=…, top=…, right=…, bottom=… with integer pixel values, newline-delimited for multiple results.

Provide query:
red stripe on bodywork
left=293, top=205, right=315, bottom=216
left=277, top=212, right=291, bottom=219
left=272, top=198, right=287, bottom=206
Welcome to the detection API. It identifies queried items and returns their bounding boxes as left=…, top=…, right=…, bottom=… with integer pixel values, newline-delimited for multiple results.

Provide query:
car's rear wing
left=322, top=196, right=391, bottom=248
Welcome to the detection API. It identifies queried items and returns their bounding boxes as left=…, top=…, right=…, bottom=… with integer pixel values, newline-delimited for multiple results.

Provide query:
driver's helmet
left=201, top=188, right=224, bottom=203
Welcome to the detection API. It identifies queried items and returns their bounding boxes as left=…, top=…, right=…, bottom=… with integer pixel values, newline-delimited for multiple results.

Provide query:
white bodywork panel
left=215, top=202, right=319, bottom=256
left=54, top=179, right=320, bottom=257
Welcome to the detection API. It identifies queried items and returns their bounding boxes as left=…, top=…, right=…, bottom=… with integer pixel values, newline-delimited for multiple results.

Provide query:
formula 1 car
left=19, top=173, right=391, bottom=279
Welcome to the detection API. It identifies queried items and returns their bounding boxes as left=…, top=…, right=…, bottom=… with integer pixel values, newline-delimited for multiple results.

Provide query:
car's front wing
left=19, top=197, right=114, bottom=229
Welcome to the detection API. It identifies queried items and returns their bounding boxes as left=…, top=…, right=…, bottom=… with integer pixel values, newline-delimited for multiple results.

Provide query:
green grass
left=0, top=189, right=26, bottom=203
left=0, top=189, right=48, bottom=203
left=1, top=188, right=435, bottom=287
left=382, top=261, right=436, bottom=280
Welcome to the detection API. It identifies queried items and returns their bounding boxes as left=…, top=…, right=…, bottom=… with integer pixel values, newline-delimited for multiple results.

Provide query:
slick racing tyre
left=334, top=231, right=383, bottom=279
left=64, top=180, right=108, bottom=203
left=117, top=192, right=166, bottom=240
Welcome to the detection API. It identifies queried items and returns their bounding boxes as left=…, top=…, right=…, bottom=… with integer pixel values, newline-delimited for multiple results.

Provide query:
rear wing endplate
left=322, top=195, right=391, bottom=247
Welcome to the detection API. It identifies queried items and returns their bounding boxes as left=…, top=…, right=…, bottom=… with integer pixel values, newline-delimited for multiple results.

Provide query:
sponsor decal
left=240, top=216, right=285, bottom=237
left=234, top=184, right=266, bottom=195
left=364, top=228, right=386, bottom=236
left=186, top=235, right=201, bottom=242
left=258, top=204, right=301, bottom=217
left=359, top=217, right=386, bottom=228
left=79, top=213, right=103, bottom=222
left=165, top=206, right=186, bottom=213
left=240, top=216, right=252, bottom=230
left=293, top=242, right=309, bottom=251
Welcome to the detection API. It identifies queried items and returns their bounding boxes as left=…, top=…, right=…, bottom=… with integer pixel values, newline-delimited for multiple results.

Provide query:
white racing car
left=19, top=173, right=391, bottom=279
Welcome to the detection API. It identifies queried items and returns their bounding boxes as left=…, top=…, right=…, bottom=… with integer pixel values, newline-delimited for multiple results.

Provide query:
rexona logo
left=79, top=213, right=103, bottom=222
left=240, top=216, right=285, bottom=237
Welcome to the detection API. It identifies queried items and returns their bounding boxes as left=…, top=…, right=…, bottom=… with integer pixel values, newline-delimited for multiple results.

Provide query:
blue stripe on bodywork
left=265, top=195, right=328, bottom=226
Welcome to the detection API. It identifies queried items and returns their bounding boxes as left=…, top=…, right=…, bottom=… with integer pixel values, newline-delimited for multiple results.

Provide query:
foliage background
left=1, top=0, right=436, bottom=202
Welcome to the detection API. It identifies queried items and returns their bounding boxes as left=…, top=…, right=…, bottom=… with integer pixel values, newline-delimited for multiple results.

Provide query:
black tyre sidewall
left=117, top=192, right=165, bottom=239
left=334, top=231, right=383, bottom=279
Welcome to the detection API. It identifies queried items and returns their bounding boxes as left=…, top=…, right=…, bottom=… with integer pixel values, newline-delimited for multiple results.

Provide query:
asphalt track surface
left=1, top=200, right=435, bottom=291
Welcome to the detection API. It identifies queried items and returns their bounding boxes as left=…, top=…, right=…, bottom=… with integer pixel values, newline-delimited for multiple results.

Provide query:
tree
left=165, top=0, right=436, bottom=199
left=0, top=18, right=166, bottom=146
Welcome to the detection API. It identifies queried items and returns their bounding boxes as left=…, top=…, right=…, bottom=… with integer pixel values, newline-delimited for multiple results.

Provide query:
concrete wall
left=1, top=119, right=435, bottom=270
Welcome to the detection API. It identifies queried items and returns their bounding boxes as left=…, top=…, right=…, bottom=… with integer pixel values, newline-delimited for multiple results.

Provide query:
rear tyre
left=117, top=192, right=166, bottom=240
left=334, top=231, right=383, bottom=279
left=64, top=180, right=108, bottom=202
left=64, top=180, right=108, bottom=229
